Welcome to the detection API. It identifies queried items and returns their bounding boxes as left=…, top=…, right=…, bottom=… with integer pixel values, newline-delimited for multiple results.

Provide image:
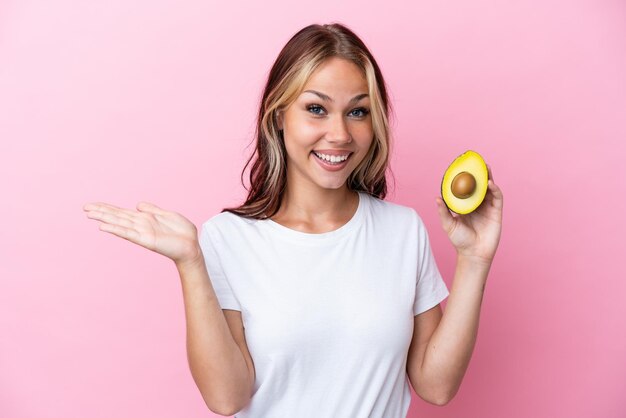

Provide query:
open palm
left=436, top=165, right=503, bottom=263
left=83, top=201, right=201, bottom=265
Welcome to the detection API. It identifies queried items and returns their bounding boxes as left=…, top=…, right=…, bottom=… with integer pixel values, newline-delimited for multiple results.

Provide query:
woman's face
left=277, top=57, right=374, bottom=193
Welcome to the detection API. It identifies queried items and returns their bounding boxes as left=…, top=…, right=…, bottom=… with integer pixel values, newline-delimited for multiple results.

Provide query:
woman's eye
left=306, top=105, right=370, bottom=118
left=350, top=107, right=370, bottom=118
left=307, top=105, right=325, bottom=115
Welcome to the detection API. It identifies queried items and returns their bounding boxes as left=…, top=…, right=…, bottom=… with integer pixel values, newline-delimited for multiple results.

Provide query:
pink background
left=1, top=0, right=625, bottom=417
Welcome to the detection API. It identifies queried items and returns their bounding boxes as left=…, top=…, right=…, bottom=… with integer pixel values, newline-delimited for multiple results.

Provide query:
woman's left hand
left=435, top=164, right=503, bottom=264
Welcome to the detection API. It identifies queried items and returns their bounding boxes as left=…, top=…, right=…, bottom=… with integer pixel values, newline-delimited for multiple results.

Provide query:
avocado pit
left=451, top=171, right=476, bottom=199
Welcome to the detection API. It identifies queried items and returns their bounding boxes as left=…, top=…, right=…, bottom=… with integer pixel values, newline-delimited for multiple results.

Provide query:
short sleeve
left=413, top=211, right=450, bottom=315
left=198, top=223, right=242, bottom=311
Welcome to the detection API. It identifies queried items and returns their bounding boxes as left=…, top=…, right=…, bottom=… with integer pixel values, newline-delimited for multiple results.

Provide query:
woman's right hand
left=83, top=201, right=202, bottom=267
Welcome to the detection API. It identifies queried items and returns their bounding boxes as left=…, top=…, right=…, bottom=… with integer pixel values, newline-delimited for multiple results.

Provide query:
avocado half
left=441, top=150, right=488, bottom=215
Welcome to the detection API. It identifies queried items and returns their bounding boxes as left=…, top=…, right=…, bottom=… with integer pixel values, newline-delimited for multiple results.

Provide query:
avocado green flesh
left=441, top=151, right=488, bottom=214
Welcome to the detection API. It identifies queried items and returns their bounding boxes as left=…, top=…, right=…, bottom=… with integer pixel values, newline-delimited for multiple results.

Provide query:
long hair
left=222, top=22, right=396, bottom=219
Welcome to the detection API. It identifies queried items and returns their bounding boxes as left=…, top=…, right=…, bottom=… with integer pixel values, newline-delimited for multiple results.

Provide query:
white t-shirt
left=199, top=191, right=450, bottom=417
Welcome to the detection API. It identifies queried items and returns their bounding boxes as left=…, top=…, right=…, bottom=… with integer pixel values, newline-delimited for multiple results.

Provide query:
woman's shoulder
left=364, top=192, right=419, bottom=222
left=201, top=209, right=257, bottom=233
left=364, top=195, right=432, bottom=239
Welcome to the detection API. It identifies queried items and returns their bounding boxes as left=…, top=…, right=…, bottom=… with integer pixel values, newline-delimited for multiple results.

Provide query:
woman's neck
left=270, top=185, right=358, bottom=234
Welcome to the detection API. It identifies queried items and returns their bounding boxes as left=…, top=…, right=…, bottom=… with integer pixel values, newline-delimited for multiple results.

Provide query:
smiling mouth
left=311, top=151, right=353, bottom=165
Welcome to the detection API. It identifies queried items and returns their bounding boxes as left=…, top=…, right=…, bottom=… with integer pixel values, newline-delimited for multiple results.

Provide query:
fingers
left=485, top=165, right=502, bottom=197
left=98, top=222, right=140, bottom=241
left=136, top=201, right=166, bottom=215
left=488, top=180, right=503, bottom=210
left=83, top=202, right=136, bottom=221
left=136, top=202, right=180, bottom=230
left=484, top=163, right=502, bottom=203
left=83, top=201, right=125, bottom=211
left=83, top=202, right=139, bottom=233
left=480, top=172, right=503, bottom=213
left=435, top=196, right=456, bottom=233
left=85, top=208, right=136, bottom=229
left=84, top=202, right=147, bottom=245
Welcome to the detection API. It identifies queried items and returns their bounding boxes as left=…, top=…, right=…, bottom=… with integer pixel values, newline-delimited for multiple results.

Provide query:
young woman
left=83, top=22, right=503, bottom=417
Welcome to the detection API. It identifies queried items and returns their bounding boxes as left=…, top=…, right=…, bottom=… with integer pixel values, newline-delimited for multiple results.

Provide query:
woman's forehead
left=305, top=59, right=366, bottom=89
left=299, top=80, right=368, bottom=104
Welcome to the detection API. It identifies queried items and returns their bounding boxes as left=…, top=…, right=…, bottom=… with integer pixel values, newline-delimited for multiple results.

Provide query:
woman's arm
left=409, top=165, right=502, bottom=404
left=83, top=201, right=253, bottom=415
left=407, top=256, right=490, bottom=405
left=177, top=255, right=254, bottom=415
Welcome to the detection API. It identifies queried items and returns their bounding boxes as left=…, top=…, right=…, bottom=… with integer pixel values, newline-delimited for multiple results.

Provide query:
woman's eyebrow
left=303, top=90, right=369, bottom=104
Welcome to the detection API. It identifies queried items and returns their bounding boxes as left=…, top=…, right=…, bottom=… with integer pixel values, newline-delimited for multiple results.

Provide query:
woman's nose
left=326, top=116, right=352, bottom=143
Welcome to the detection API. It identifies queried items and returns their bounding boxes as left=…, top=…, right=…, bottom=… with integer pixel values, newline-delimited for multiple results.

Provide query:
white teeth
left=313, top=151, right=349, bottom=163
